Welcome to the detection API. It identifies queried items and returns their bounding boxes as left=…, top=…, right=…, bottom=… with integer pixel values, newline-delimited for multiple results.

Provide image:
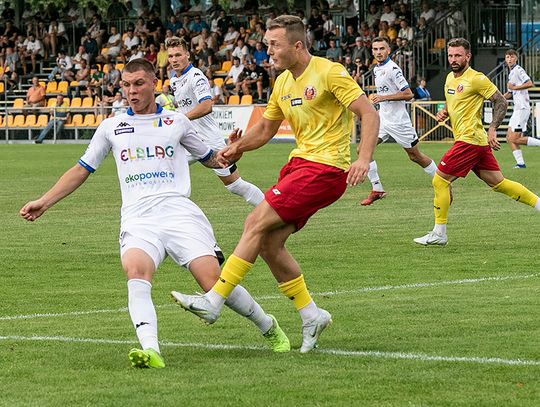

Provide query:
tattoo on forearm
left=490, top=92, right=508, bottom=129
left=200, top=151, right=223, bottom=169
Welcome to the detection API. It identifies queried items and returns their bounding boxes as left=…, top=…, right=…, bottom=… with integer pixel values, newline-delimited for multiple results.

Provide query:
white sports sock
left=368, top=160, right=384, bottom=192
left=127, top=279, right=159, bottom=353
left=423, top=160, right=437, bottom=177
left=433, top=224, right=447, bottom=236
left=298, top=300, right=320, bottom=324
left=535, top=198, right=540, bottom=211
left=225, top=285, right=273, bottom=333
left=512, top=150, right=525, bottom=165
left=205, top=288, right=226, bottom=308
left=527, top=137, right=540, bottom=147
left=225, top=177, right=265, bottom=206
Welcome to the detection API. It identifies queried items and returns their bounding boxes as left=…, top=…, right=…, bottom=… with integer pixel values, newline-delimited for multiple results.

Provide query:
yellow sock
left=278, top=274, right=312, bottom=310
left=433, top=173, right=451, bottom=225
left=212, top=255, right=253, bottom=298
left=492, top=178, right=539, bottom=207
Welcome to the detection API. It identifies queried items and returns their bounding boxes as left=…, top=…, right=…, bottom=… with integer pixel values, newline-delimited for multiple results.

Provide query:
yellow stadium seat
left=240, top=95, right=252, bottom=105
left=115, top=63, right=125, bottom=71
left=0, top=82, right=4, bottom=93
left=102, top=63, right=109, bottom=73
left=100, top=47, right=109, bottom=56
left=163, top=79, right=170, bottom=88
left=82, top=97, right=94, bottom=107
left=213, top=78, right=224, bottom=87
left=24, top=115, right=37, bottom=127
left=70, top=81, right=79, bottom=86
left=6, top=115, right=14, bottom=126
left=47, top=98, right=56, bottom=107
left=228, top=95, right=240, bottom=105
left=57, top=81, right=68, bottom=94
left=155, top=79, right=163, bottom=92
left=36, top=114, right=49, bottom=127
left=66, top=114, right=83, bottom=127
left=13, top=114, right=25, bottom=127
left=215, top=60, right=232, bottom=75
left=13, top=98, right=24, bottom=109
left=46, top=81, right=58, bottom=93
left=39, top=81, right=46, bottom=88
left=70, top=97, right=82, bottom=108
left=82, top=114, right=96, bottom=127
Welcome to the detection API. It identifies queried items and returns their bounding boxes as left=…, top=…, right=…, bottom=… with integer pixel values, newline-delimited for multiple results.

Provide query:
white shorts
left=119, top=197, right=221, bottom=270
left=185, top=136, right=236, bottom=177
left=379, top=122, right=419, bottom=148
left=509, top=108, right=530, bottom=132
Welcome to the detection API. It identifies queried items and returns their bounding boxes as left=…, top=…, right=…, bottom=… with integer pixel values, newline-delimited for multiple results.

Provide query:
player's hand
left=20, top=199, right=48, bottom=222
left=227, top=128, right=242, bottom=145
left=507, top=82, right=516, bottom=91
left=218, top=144, right=243, bottom=165
left=346, top=158, right=370, bottom=186
left=436, top=109, right=448, bottom=122
left=488, top=127, right=500, bottom=151
left=370, top=94, right=383, bottom=104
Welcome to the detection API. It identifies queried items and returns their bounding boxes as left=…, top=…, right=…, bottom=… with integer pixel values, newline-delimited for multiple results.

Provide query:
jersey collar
left=180, top=63, right=193, bottom=76
left=377, top=56, right=391, bottom=66
left=127, top=103, right=164, bottom=116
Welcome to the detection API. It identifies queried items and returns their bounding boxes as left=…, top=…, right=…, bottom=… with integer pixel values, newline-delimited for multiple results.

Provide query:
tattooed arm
left=487, top=90, right=508, bottom=150
left=199, top=150, right=228, bottom=169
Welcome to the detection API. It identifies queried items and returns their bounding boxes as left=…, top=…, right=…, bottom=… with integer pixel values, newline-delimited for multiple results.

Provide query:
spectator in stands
left=156, top=43, right=169, bottom=80
left=228, top=0, right=246, bottom=14
left=252, top=41, right=268, bottom=66
left=352, top=36, right=371, bottom=66
left=434, top=2, right=447, bottom=21
left=352, top=56, right=368, bottom=84
left=167, top=16, right=182, bottom=34
left=129, top=45, right=144, bottom=61
left=398, top=19, right=414, bottom=41
left=214, top=10, right=232, bottom=35
left=35, top=95, right=69, bottom=143
left=134, top=17, right=148, bottom=37
left=88, top=64, right=105, bottom=98
left=125, top=1, right=138, bottom=19
left=121, top=28, right=140, bottom=62
left=180, top=15, right=192, bottom=37
left=238, top=59, right=269, bottom=103
left=366, top=3, right=381, bottom=30
left=380, top=4, right=396, bottom=26
left=21, top=33, right=43, bottom=75
left=247, top=22, right=265, bottom=48
left=322, top=13, right=335, bottom=47
left=46, top=19, right=67, bottom=58
left=207, top=0, right=224, bottom=21
left=326, top=39, right=342, bottom=62
left=208, top=77, right=225, bottom=104
left=218, top=25, right=240, bottom=58
left=83, top=32, right=99, bottom=66
left=72, top=44, right=89, bottom=69
left=188, top=0, right=204, bottom=14
left=231, top=38, right=250, bottom=65
left=147, top=12, right=165, bottom=43
left=343, top=55, right=356, bottom=77
left=340, top=25, right=359, bottom=54
left=144, top=43, right=158, bottom=67
left=307, top=7, right=324, bottom=50
left=397, top=2, right=413, bottom=23
left=48, top=50, right=73, bottom=81
left=110, top=91, right=127, bottom=116
left=87, top=14, right=107, bottom=49
left=1, top=47, right=19, bottom=92
left=189, top=15, right=209, bottom=37
left=104, top=62, right=121, bottom=87
left=101, top=26, right=122, bottom=62
left=223, top=56, right=244, bottom=96
left=26, top=76, right=45, bottom=108
left=195, top=40, right=214, bottom=71
left=420, top=1, right=436, bottom=24
left=107, top=0, right=128, bottom=20
left=97, top=81, right=117, bottom=108
left=3, top=20, right=20, bottom=42
left=68, top=59, right=90, bottom=98
left=413, top=76, right=431, bottom=101
left=155, top=84, right=176, bottom=110
left=446, top=3, right=466, bottom=38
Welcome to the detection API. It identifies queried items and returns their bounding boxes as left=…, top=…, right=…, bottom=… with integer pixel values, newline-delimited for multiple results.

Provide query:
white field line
left=1, top=273, right=538, bottom=322
left=0, top=335, right=538, bottom=367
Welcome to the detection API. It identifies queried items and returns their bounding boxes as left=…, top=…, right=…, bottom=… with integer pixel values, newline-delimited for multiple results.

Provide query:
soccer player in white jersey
left=503, top=49, right=538, bottom=169
left=19, top=59, right=290, bottom=370
left=165, top=36, right=264, bottom=206
left=360, top=37, right=437, bottom=206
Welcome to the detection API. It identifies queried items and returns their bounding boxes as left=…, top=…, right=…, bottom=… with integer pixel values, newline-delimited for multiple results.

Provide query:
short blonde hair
left=165, top=36, right=189, bottom=51
left=267, top=15, right=306, bottom=47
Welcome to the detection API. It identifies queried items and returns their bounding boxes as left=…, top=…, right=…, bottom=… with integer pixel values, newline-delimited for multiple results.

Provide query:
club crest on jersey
left=163, top=117, right=174, bottom=125
left=304, top=85, right=317, bottom=100
left=456, top=84, right=464, bottom=93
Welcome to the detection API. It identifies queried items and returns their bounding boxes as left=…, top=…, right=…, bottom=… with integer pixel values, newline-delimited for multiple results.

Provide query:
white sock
left=127, top=279, right=159, bottom=353
left=205, top=289, right=227, bottom=308
left=225, top=177, right=265, bottom=206
left=298, top=300, right=320, bottom=324
left=527, top=137, right=540, bottom=147
left=433, top=224, right=447, bottom=236
left=225, top=285, right=273, bottom=333
left=512, top=150, right=525, bottom=165
left=368, top=160, right=384, bottom=192
left=535, top=198, right=540, bottom=211
left=423, top=160, right=437, bottom=177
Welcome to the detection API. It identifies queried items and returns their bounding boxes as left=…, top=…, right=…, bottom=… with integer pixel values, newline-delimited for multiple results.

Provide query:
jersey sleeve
left=177, top=115, right=212, bottom=159
left=327, top=63, right=364, bottom=107
left=391, top=65, right=410, bottom=91
left=263, top=78, right=285, bottom=121
left=473, top=72, right=498, bottom=100
left=78, top=122, right=112, bottom=173
left=517, top=67, right=531, bottom=84
left=191, top=74, right=212, bottom=103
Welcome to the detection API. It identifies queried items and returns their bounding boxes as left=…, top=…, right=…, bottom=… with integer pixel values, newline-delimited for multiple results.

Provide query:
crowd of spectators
left=0, top=0, right=462, bottom=113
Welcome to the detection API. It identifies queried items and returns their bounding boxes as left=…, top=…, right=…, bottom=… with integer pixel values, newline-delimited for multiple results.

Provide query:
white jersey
left=374, top=57, right=412, bottom=125
left=169, top=64, right=221, bottom=142
left=78, top=104, right=211, bottom=219
left=508, top=64, right=531, bottom=110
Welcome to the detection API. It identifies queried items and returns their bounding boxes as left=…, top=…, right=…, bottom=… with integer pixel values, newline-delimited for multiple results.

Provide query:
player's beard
left=450, top=62, right=466, bottom=74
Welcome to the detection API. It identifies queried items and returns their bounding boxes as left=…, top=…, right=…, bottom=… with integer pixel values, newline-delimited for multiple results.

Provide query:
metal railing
left=469, top=3, right=521, bottom=48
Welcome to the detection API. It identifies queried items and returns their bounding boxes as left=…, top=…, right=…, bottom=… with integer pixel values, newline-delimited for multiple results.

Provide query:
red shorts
left=438, top=141, right=500, bottom=177
left=264, top=157, right=348, bottom=231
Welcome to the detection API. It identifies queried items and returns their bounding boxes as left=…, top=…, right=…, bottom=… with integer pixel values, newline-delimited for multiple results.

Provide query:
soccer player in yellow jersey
left=414, top=38, right=540, bottom=246
left=172, top=15, right=379, bottom=352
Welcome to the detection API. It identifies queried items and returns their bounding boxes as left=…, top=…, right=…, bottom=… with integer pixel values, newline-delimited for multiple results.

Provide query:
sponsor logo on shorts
left=291, top=98, right=302, bottom=106
left=272, top=188, right=281, bottom=195
left=440, top=161, right=446, bottom=166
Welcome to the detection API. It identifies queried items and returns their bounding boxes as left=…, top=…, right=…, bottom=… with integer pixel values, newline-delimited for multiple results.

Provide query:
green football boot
left=128, top=348, right=165, bottom=369
left=263, top=314, right=291, bottom=353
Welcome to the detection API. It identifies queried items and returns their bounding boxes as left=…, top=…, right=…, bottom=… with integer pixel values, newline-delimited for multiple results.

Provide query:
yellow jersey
left=444, top=67, right=498, bottom=146
left=263, top=56, right=363, bottom=170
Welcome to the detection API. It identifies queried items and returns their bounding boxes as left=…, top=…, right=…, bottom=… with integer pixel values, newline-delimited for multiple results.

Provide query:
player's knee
left=432, top=173, right=449, bottom=189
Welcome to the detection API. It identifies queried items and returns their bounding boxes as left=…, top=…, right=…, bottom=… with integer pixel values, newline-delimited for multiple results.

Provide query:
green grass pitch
left=1, top=142, right=540, bottom=406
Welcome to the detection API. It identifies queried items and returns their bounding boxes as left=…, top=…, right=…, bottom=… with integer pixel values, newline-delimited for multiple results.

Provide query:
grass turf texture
left=1, top=143, right=540, bottom=406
